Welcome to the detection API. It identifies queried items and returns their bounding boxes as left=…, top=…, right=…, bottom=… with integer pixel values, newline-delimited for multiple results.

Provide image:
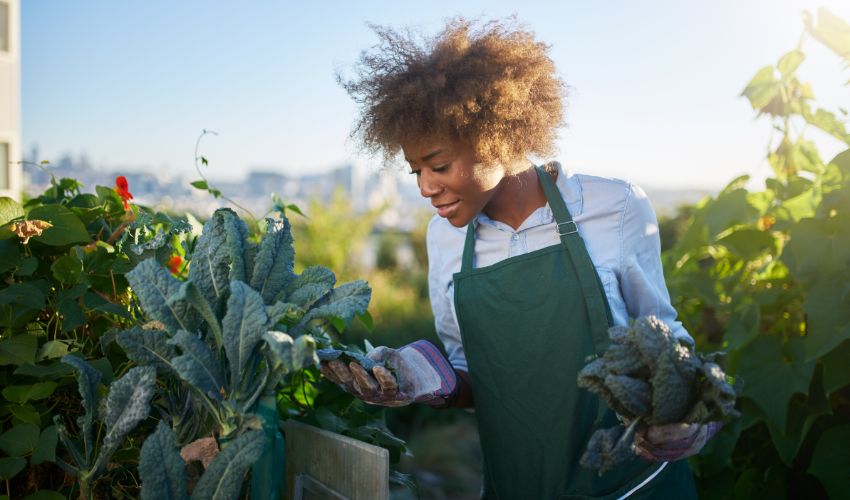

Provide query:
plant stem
left=193, top=129, right=258, bottom=222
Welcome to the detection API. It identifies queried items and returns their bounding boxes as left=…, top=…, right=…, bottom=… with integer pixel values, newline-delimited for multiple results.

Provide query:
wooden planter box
left=284, top=420, right=389, bottom=500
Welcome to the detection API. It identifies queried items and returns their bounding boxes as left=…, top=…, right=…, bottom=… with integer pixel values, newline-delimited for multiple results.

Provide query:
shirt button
left=511, top=233, right=519, bottom=241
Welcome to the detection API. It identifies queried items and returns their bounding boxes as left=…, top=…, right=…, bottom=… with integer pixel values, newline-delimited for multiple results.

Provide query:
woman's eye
left=433, top=164, right=449, bottom=172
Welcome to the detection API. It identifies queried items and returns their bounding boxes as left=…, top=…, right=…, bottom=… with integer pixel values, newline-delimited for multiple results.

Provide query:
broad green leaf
left=16, top=256, right=37, bottom=276
left=188, top=209, right=250, bottom=314
left=116, top=326, right=177, bottom=374
left=0, top=197, right=24, bottom=226
left=83, top=292, right=130, bottom=318
left=139, top=422, right=188, bottom=500
left=36, top=340, right=70, bottom=361
left=805, top=108, right=849, bottom=145
left=126, top=258, right=198, bottom=334
left=822, top=340, right=850, bottom=395
left=190, top=430, right=265, bottom=500
left=763, top=364, right=830, bottom=465
left=168, top=330, right=225, bottom=401
left=717, top=229, right=775, bottom=260
left=772, top=188, right=819, bottom=222
left=737, top=335, right=815, bottom=431
left=0, top=334, right=37, bottom=366
left=0, top=239, right=22, bottom=272
left=1, top=382, right=58, bottom=404
left=90, top=356, right=114, bottom=384
left=0, top=457, right=26, bottom=480
left=0, top=423, right=39, bottom=456
left=805, top=7, right=850, bottom=65
left=58, top=298, right=85, bottom=334
left=190, top=180, right=209, bottom=190
left=783, top=217, right=850, bottom=284
left=27, top=204, right=91, bottom=246
left=8, top=404, right=40, bottom=425
left=96, top=366, right=157, bottom=473
left=724, top=303, right=760, bottom=350
left=741, top=66, right=780, bottom=110
left=776, top=50, right=804, bottom=77
left=13, top=361, right=73, bottom=378
left=282, top=265, right=335, bottom=308
left=171, top=281, right=222, bottom=349
left=807, top=423, right=850, bottom=499
left=250, top=217, right=295, bottom=304
left=31, top=425, right=58, bottom=465
left=702, top=189, right=761, bottom=238
left=222, top=281, right=269, bottom=387
left=0, top=283, right=46, bottom=311
left=301, top=280, right=371, bottom=327
left=800, top=280, right=850, bottom=360
left=51, top=254, right=84, bottom=284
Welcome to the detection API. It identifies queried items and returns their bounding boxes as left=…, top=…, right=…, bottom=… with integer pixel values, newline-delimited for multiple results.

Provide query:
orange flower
left=114, top=176, right=134, bottom=210
left=168, top=255, right=183, bottom=274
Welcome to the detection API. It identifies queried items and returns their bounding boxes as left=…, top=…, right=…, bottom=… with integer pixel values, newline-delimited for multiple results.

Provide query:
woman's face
left=402, top=139, right=505, bottom=227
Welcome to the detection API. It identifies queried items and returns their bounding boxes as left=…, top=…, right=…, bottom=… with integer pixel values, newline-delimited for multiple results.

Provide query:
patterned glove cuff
left=406, top=340, right=458, bottom=405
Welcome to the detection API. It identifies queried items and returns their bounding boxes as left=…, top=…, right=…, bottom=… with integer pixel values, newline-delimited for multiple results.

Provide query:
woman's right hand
left=319, top=340, right=458, bottom=407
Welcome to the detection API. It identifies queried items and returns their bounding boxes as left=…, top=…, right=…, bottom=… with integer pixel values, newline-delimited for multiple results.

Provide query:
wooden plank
left=284, top=419, right=389, bottom=500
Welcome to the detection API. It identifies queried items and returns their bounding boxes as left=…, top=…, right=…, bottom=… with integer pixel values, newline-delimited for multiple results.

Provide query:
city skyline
left=21, top=1, right=850, bottom=190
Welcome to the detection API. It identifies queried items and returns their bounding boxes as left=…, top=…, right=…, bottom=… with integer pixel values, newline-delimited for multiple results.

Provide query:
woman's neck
left=483, top=165, right=551, bottom=231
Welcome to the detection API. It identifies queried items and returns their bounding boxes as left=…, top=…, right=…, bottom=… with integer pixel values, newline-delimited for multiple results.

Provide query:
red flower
left=114, top=176, right=134, bottom=210
left=168, top=255, right=183, bottom=274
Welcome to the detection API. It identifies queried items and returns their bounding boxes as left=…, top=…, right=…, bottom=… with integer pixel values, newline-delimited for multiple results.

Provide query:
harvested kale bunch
left=577, top=316, right=740, bottom=474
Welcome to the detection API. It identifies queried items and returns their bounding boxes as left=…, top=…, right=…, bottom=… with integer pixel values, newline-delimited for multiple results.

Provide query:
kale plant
left=577, top=316, right=740, bottom=474
left=55, top=357, right=157, bottom=499
left=117, top=208, right=371, bottom=498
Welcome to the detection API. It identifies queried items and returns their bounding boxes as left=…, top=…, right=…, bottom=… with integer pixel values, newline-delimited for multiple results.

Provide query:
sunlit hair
left=339, top=17, right=566, bottom=172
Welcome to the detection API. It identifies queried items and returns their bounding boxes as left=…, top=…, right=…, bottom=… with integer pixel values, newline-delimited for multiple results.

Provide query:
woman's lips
left=435, top=200, right=460, bottom=218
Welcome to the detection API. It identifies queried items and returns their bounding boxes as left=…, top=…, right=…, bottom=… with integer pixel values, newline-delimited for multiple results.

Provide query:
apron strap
left=461, top=220, right=476, bottom=272
left=534, top=166, right=613, bottom=354
left=459, top=165, right=613, bottom=354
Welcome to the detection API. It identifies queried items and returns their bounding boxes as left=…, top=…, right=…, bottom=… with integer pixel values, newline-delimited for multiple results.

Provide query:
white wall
left=0, top=0, right=20, bottom=200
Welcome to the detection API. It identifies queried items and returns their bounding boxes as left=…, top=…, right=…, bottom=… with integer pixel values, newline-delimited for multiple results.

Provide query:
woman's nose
left=418, top=169, right=442, bottom=198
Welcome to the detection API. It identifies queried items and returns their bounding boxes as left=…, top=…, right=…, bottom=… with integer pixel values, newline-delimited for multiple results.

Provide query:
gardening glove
left=632, top=421, right=722, bottom=462
left=318, top=340, right=457, bottom=407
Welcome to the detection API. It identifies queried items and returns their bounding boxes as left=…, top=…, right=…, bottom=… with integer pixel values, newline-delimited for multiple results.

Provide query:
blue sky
left=21, top=1, right=850, bottom=189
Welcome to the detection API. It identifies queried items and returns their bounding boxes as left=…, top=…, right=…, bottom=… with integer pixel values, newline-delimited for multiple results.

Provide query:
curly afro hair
left=339, top=17, right=566, bottom=172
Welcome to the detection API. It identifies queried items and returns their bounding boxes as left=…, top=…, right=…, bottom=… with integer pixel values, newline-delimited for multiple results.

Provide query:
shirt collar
left=474, top=161, right=583, bottom=230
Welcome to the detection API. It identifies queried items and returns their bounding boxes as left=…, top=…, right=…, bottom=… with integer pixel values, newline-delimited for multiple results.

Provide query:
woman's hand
left=632, top=421, right=722, bottom=462
left=319, top=340, right=458, bottom=407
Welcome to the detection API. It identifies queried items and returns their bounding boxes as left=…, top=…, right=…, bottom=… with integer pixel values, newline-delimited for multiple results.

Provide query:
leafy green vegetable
left=577, top=316, right=740, bottom=473
left=138, top=422, right=188, bottom=500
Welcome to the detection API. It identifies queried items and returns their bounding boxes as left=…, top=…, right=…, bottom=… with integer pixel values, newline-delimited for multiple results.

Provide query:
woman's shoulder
left=554, top=163, right=649, bottom=218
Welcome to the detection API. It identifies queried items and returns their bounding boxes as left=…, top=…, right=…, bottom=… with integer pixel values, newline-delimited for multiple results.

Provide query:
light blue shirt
left=426, top=162, right=693, bottom=372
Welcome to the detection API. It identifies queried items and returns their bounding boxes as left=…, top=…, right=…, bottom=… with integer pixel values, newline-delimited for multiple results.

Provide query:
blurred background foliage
left=2, top=7, right=849, bottom=500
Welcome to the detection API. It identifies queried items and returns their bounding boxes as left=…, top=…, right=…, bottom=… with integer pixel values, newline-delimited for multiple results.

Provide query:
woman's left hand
left=633, top=421, right=722, bottom=462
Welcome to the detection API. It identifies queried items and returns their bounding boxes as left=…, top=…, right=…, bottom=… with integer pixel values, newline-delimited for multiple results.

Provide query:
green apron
left=452, top=166, right=697, bottom=499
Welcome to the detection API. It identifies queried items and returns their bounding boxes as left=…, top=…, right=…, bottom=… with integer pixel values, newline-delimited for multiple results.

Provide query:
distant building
left=0, top=0, right=20, bottom=200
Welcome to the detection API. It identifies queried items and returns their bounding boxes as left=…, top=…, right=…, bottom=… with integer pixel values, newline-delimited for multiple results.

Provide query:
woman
left=321, top=18, right=713, bottom=499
